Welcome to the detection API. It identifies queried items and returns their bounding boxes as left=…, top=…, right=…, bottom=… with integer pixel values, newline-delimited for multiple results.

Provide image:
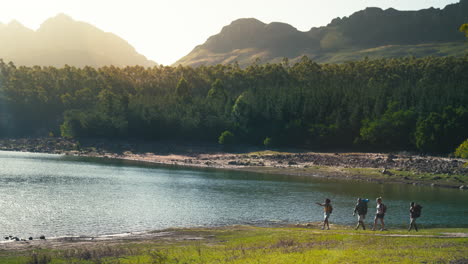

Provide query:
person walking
left=372, top=197, right=387, bottom=231
left=408, top=202, right=422, bottom=232
left=316, top=198, right=333, bottom=230
left=353, top=198, right=368, bottom=230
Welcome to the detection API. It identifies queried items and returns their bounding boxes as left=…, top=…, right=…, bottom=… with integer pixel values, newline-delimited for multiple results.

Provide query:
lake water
left=0, top=151, right=466, bottom=238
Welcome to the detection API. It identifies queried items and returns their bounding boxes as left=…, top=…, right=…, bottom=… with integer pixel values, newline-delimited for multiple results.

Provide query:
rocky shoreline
left=0, top=137, right=467, bottom=189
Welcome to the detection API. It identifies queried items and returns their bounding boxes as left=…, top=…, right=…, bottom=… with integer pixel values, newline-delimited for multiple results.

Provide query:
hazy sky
left=0, top=0, right=459, bottom=65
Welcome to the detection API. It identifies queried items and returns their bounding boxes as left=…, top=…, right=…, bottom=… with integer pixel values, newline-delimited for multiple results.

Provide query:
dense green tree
left=175, top=76, right=191, bottom=100
left=415, top=106, right=468, bottom=153
left=359, top=102, right=416, bottom=150
left=0, top=56, right=467, bottom=154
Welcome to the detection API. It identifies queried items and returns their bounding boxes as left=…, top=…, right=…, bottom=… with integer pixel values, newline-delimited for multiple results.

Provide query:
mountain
left=175, top=0, right=468, bottom=67
left=0, top=14, right=156, bottom=67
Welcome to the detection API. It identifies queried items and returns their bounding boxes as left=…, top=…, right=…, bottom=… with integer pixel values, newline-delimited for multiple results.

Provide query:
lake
left=0, top=150, right=466, bottom=238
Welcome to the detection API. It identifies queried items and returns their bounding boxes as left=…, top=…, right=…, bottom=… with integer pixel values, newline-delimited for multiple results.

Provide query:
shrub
left=218, top=130, right=235, bottom=145
left=263, top=137, right=273, bottom=147
left=454, top=139, right=468, bottom=159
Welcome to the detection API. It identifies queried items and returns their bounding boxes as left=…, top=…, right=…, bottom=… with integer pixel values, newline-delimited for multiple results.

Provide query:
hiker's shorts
left=375, top=213, right=385, bottom=219
left=324, top=213, right=331, bottom=221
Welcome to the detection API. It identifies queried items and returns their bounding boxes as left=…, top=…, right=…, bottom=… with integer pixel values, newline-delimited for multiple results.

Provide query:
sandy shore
left=0, top=137, right=467, bottom=188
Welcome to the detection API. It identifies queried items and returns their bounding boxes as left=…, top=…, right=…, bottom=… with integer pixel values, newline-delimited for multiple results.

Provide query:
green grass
left=315, top=42, right=468, bottom=64
left=274, top=165, right=467, bottom=187
left=1, top=226, right=467, bottom=264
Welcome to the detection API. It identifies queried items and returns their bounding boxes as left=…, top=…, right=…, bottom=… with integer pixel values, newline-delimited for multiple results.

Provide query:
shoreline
left=1, top=137, right=467, bottom=189
left=1, top=224, right=467, bottom=251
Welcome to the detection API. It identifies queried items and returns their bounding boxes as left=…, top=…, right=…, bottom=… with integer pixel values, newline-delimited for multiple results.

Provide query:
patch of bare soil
left=0, top=230, right=209, bottom=252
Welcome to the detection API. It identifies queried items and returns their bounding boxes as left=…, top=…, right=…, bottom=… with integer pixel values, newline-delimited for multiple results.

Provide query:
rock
left=459, top=185, right=467, bottom=190
left=39, top=235, right=46, bottom=240
left=381, top=168, right=392, bottom=175
left=4, top=237, right=9, bottom=240
left=288, top=161, right=297, bottom=165
left=29, top=237, right=33, bottom=240
left=14, top=237, right=19, bottom=241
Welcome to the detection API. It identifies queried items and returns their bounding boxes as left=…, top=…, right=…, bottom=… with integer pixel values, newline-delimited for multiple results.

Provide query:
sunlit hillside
left=0, top=14, right=156, bottom=67
left=175, top=0, right=468, bottom=67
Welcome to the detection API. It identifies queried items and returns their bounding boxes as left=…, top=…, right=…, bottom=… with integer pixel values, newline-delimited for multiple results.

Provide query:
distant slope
left=175, top=0, right=468, bottom=67
left=0, top=14, right=156, bottom=67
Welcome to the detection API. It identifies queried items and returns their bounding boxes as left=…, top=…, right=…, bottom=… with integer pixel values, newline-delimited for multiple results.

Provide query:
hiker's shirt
left=376, top=204, right=384, bottom=215
left=410, top=206, right=418, bottom=218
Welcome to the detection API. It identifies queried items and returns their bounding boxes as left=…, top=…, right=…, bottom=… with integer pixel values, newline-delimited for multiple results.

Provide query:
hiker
left=408, top=202, right=422, bottom=232
left=372, top=197, right=387, bottom=231
left=353, top=198, right=369, bottom=230
left=316, top=198, right=333, bottom=230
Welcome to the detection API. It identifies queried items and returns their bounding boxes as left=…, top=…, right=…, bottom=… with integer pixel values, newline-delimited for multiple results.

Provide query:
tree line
left=0, top=56, right=467, bottom=154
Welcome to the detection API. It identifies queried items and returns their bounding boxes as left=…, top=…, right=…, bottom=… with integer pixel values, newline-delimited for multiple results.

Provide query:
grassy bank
left=240, top=165, right=467, bottom=188
left=1, top=226, right=467, bottom=264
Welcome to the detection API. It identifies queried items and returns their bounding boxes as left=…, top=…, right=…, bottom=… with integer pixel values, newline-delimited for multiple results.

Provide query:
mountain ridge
left=175, top=0, right=468, bottom=67
left=0, top=13, right=156, bottom=67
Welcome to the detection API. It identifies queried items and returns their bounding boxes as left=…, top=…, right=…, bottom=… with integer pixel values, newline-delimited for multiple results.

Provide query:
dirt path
left=351, top=232, right=468, bottom=238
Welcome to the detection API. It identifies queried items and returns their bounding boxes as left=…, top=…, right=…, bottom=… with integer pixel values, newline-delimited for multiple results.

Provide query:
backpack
left=356, top=201, right=368, bottom=215
left=413, top=204, right=422, bottom=218
left=381, top=204, right=387, bottom=214
left=326, top=204, right=333, bottom=214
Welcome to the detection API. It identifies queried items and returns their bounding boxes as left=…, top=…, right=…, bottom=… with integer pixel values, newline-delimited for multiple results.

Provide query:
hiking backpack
left=413, top=204, right=422, bottom=218
left=357, top=201, right=368, bottom=215
left=381, top=204, right=387, bottom=214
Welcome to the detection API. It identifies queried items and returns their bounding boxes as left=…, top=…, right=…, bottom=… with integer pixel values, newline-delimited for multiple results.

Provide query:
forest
left=0, top=56, right=467, bottom=154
